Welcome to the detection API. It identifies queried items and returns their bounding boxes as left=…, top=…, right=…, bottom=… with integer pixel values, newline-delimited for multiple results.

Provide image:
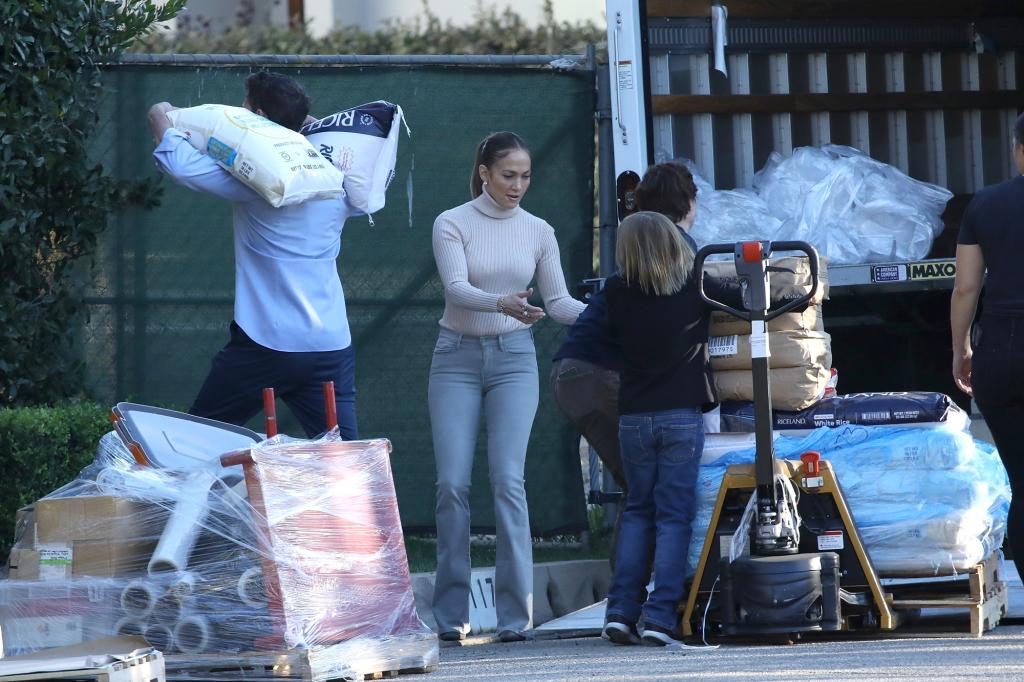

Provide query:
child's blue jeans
left=605, top=407, right=704, bottom=630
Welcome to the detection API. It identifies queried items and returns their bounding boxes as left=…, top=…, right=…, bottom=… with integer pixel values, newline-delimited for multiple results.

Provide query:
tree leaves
left=0, top=0, right=182, bottom=406
left=130, top=1, right=605, bottom=57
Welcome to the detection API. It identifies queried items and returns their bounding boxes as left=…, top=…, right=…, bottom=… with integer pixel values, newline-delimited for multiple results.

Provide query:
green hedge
left=130, top=2, right=605, bottom=56
left=0, top=403, right=111, bottom=559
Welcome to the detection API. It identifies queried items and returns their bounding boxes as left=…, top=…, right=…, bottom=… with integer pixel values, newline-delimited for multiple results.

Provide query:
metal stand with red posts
left=323, top=381, right=338, bottom=431
left=262, top=387, right=278, bottom=438
left=218, top=382, right=340, bottom=649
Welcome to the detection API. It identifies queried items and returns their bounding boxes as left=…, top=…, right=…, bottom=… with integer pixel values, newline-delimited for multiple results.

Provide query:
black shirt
left=551, top=287, right=622, bottom=371
left=553, top=231, right=701, bottom=372
left=958, top=175, right=1024, bottom=317
left=605, top=271, right=743, bottom=416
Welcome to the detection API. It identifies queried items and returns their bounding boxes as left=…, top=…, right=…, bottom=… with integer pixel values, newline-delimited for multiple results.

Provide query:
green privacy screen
left=85, top=64, right=595, bottom=536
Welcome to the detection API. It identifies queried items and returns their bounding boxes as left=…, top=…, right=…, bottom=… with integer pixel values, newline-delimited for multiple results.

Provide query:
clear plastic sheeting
left=687, top=426, right=1010, bottom=578
left=683, top=159, right=783, bottom=252
left=680, top=145, right=953, bottom=265
left=0, top=431, right=438, bottom=680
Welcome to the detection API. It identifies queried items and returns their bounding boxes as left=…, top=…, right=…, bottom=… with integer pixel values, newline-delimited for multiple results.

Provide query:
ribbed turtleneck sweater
left=432, top=189, right=585, bottom=336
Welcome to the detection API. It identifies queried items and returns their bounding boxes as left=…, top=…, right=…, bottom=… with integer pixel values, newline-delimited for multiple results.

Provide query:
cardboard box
left=11, top=542, right=154, bottom=581
left=6, top=551, right=39, bottom=582
left=72, top=541, right=154, bottom=579
left=709, top=330, right=832, bottom=372
left=34, top=497, right=159, bottom=546
left=0, top=579, right=121, bottom=653
left=709, top=304, right=824, bottom=337
left=12, top=508, right=34, bottom=551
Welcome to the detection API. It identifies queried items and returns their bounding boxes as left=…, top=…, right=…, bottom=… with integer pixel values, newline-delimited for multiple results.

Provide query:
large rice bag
left=714, top=365, right=831, bottom=411
left=703, top=255, right=830, bottom=302
left=167, top=104, right=344, bottom=207
left=719, top=391, right=970, bottom=433
left=302, top=101, right=407, bottom=215
left=709, top=330, right=831, bottom=372
left=709, top=304, right=824, bottom=337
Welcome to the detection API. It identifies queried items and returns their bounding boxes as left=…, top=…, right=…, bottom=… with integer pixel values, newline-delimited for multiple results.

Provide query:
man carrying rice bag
left=147, top=71, right=358, bottom=440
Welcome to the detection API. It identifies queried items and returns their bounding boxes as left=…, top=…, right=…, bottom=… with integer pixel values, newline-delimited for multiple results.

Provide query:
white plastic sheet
left=0, top=431, right=438, bottom=678
left=681, top=145, right=953, bottom=264
left=687, top=425, right=1010, bottom=577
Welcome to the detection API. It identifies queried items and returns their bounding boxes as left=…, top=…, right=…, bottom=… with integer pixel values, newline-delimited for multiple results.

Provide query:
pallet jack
left=682, top=240, right=896, bottom=639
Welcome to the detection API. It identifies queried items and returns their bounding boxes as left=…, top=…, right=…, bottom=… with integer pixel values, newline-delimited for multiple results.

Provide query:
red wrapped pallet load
left=246, top=435, right=425, bottom=647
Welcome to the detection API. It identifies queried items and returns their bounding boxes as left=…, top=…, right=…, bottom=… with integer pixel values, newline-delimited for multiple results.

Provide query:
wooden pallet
left=886, top=552, right=1009, bottom=636
left=162, top=635, right=438, bottom=682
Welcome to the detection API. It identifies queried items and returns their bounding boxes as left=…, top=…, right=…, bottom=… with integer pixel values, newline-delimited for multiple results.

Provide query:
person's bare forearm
left=950, top=286, right=979, bottom=355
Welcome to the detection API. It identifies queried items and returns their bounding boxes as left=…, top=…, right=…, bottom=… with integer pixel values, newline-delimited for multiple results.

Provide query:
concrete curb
left=411, top=559, right=611, bottom=632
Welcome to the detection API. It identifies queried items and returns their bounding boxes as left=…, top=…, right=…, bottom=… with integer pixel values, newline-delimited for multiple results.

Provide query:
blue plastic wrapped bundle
left=687, top=426, right=1010, bottom=577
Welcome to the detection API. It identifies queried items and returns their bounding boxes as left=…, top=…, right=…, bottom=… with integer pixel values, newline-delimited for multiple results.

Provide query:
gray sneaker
left=602, top=617, right=641, bottom=645
left=640, top=623, right=681, bottom=646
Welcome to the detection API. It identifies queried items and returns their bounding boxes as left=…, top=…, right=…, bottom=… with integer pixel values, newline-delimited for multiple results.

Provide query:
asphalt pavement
left=430, top=624, right=1024, bottom=681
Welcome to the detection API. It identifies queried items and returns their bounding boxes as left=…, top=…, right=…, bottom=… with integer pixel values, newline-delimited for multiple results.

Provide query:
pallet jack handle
left=695, top=240, right=820, bottom=555
left=694, top=240, right=819, bottom=321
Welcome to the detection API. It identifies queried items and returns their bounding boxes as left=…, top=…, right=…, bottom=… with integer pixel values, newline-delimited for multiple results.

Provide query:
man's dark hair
left=1015, top=111, right=1024, bottom=147
left=244, top=71, right=310, bottom=131
left=635, top=162, right=699, bottom=224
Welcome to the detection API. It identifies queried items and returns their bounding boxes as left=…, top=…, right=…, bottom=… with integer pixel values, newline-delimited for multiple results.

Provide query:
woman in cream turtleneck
left=428, top=131, right=585, bottom=642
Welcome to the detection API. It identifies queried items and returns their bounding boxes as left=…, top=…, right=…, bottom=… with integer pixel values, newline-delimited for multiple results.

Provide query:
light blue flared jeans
left=428, top=327, right=539, bottom=634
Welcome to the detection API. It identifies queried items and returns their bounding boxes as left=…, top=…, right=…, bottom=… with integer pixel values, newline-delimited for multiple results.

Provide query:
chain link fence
left=82, top=59, right=596, bottom=535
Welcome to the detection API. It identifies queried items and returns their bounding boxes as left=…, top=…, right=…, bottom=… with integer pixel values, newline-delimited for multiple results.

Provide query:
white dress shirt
left=153, top=129, right=352, bottom=352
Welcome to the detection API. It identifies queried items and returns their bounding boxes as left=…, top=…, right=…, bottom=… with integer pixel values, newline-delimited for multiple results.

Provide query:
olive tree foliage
left=132, top=0, right=606, bottom=56
left=0, top=0, right=185, bottom=406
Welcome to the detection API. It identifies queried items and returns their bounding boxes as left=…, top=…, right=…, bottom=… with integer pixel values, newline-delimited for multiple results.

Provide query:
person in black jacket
left=551, top=163, right=701, bottom=498
left=600, top=211, right=744, bottom=647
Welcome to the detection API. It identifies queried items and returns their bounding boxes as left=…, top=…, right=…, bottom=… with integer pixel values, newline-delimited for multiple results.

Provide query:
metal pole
left=596, top=65, right=618, bottom=277
left=112, top=53, right=588, bottom=67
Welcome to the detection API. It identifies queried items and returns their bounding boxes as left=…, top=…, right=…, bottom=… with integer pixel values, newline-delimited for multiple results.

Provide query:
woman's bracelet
left=496, top=296, right=507, bottom=315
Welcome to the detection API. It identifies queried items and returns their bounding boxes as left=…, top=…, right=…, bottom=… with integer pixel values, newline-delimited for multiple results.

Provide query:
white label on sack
left=167, top=104, right=344, bottom=207
left=708, top=335, right=738, bottom=357
left=38, top=545, right=73, bottom=581
left=749, top=322, right=770, bottom=358
left=817, top=531, right=844, bottom=551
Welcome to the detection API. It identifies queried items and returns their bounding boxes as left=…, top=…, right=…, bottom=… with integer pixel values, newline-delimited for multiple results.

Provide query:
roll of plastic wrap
left=167, top=571, right=198, bottom=599
left=153, top=594, right=183, bottom=624
left=113, top=617, right=146, bottom=637
left=174, top=615, right=212, bottom=654
left=95, top=465, right=181, bottom=501
left=237, top=566, right=266, bottom=607
left=149, top=476, right=215, bottom=574
left=144, top=623, right=174, bottom=653
left=120, top=579, right=157, bottom=618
